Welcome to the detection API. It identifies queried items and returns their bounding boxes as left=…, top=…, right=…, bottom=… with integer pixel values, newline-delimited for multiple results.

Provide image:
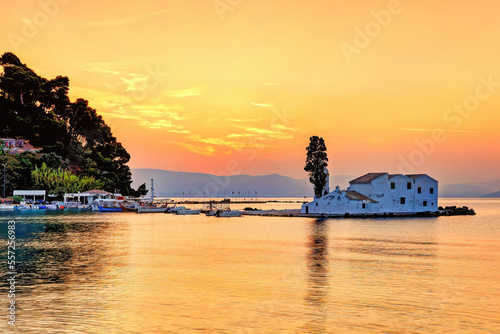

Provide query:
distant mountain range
left=131, top=169, right=500, bottom=198
left=131, top=169, right=354, bottom=198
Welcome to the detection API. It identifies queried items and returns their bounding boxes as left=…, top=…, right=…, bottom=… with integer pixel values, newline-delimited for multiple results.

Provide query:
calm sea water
left=1, top=198, right=499, bottom=333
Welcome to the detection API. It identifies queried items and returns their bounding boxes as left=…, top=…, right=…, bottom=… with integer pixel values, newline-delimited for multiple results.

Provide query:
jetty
left=242, top=206, right=476, bottom=219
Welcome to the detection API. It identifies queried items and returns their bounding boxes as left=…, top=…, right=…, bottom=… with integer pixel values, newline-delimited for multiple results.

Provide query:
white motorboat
left=0, top=204, right=14, bottom=211
left=217, top=209, right=243, bottom=217
left=175, top=206, right=201, bottom=215
left=138, top=206, right=167, bottom=213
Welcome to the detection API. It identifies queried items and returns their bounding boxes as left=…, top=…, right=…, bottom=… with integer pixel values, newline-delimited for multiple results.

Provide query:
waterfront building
left=301, top=172, right=438, bottom=214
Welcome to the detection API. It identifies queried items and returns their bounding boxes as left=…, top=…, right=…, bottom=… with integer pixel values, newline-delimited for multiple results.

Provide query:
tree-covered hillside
left=0, top=52, right=142, bottom=197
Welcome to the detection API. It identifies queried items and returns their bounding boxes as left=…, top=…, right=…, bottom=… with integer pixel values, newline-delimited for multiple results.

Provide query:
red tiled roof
left=349, top=173, right=387, bottom=184
left=86, top=189, right=111, bottom=194
left=405, top=174, right=426, bottom=180
left=406, top=174, right=437, bottom=182
left=345, top=190, right=378, bottom=203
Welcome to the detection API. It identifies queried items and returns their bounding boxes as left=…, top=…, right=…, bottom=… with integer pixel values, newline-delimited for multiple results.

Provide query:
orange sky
left=1, top=0, right=499, bottom=183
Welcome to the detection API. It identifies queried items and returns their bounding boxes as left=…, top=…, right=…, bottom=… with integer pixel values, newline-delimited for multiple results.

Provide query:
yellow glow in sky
left=1, top=0, right=499, bottom=183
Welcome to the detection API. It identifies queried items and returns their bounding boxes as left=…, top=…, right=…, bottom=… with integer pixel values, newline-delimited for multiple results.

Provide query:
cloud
left=228, top=118, right=261, bottom=123
left=173, top=142, right=215, bottom=156
left=86, top=10, right=171, bottom=27
left=138, top=119, right=184, bottom=130
left=399, top=128, right=477, bottom=133
left=167, top=88, right=202, bottom=98
left=251, top=102, right=274, bottom=108
left=188, top=134, right=237, bottom=147
left=120, top=73, right=150, bottom=92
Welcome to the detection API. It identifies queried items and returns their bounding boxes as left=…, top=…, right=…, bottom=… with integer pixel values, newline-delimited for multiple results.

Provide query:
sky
left=1, top=0, right=499, bottom=184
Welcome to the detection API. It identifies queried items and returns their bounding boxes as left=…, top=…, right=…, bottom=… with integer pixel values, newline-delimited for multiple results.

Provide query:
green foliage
left=8, top=195, right=23, bottom=204
left=304, top=136, right=329, bottom=198
left=0, top=52, right=134, bottom=194
left=131, top=183, right=148, bottom=197
left=32, top=163, right=104, bottom=197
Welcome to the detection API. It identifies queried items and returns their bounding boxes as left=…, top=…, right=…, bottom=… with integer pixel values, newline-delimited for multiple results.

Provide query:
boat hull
left=138, top=207, right=166, bottom=213
left=217, top=211, right=243, bottom=217
left=176, top=209, right=201, bottom=215
left=99, top=206, right=122, bottom=212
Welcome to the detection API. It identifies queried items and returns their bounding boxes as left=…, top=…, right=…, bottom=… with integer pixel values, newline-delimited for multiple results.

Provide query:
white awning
left=14, top=190, right=46, bottom=196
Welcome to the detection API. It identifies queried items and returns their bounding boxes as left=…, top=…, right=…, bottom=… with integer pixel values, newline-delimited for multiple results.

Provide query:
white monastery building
left=301, top=172, right=438, bottom=215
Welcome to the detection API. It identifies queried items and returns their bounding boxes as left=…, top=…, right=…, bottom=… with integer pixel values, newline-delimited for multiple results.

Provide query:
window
left=400, top=197, right=406, bottom=205
left=423, top=201, right=428, bottom=207
left=316, top=202, right=318, bottom=206
left=418, top=187, right=422, bottom=194
left=362, top=203, right=366, bottom=209
left=391, top=182, right=395, bottom=189
left=407, top=182, right=412, bottom=190
left=430, top=187, right=434, bottom=194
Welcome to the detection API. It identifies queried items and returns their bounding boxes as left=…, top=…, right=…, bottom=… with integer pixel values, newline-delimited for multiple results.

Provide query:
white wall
left=301, top=191, right=379, bottom=214
left=413, top=176, right=438, bottom=212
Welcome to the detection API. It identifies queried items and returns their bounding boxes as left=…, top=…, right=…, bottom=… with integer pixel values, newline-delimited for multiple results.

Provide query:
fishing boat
left=93, top=199, right=123, bottom=212
left=135, top=179, right=169, bottom=213
left=138, top=206, right=167, bottom=213
left=206, top=210, right=217, bottom=216
left=120, top=204, right=138, bottom=212
left=0, top=204, right=14, bottom=211
left=217, top=209, right=243, bottom=217
left=175, top=206, right=201, bottom=215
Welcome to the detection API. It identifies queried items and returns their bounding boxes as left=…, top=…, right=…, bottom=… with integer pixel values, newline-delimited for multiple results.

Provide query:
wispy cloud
left=138, top=119, right=184, bottom=131
left=86, top=10, right=171, bottom=27
left=173, top=142, right=215, bottom=156
left=251, top=102, right=274, bottom=108
left=167, top=88, right=202, bottom=98
left=399, top=128, right=477, bottom=133
left=228, top=118, right=261, bottom=123
left=231, top=125, right=295, bottom=140
left=188, top=134, right=237, bottom=147
left=120, top=73, right=150, bottom=92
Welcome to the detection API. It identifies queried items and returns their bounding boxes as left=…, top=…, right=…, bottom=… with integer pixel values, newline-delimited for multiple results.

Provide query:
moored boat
left=217, top=209, right=243, bottom=217
left=175, top=206, right=201, bottom=215
left=94, top=199, right=123, bottom=212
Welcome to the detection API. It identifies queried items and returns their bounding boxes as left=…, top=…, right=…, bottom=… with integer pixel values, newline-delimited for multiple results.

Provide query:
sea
left=0, top=198, right=499, bottom=333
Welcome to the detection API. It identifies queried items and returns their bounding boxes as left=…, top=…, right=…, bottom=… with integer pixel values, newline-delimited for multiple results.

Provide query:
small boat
left=0, top=204, right=15, bottom=211
left=99, top=205, right=122, bottom=212
left=217, top=209, right=243, bottom=217
left=138, top=206, right=167, bottom=213
left=120, top=204, right=138, bottom=212
left=94, top=199, right=123, bottom=212
left=206, top=210, right=217, bottom=216
left=135, top=178, right=169, bottom=213
left=175, top=206, right=201, bottom=215
left=38, top=204, right=59, bottom=210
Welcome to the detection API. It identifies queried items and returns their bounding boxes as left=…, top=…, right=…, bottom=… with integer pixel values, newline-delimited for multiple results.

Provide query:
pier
left=242, top=206, right=476, bottom=218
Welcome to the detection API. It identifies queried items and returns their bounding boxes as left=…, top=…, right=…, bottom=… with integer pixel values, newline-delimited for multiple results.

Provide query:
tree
left=32, top=163, right=104, bottom=197
left=132, top=183, right=148, bottom=197
left=304, top=136, right=329, bottom=199
left=0, top=52, right=135, bottom=195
